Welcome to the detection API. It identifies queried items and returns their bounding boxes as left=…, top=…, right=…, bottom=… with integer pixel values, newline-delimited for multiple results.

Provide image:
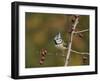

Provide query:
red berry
left=41, top=56, right=45, bottom=60
left=40, top=60, right=43, bottom=65
left=78, top=33, right=83, bottom=38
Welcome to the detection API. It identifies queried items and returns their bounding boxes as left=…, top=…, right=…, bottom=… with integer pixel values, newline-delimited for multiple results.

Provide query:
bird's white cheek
left=56, top=39, right=62, bottom=44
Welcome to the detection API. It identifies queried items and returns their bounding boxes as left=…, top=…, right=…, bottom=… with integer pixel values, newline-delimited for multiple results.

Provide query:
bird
left=54, top=32, right=67, bottom=51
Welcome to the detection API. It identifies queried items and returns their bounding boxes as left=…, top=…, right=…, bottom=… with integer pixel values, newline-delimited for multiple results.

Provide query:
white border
left=19, top=5, right=95, bottom=76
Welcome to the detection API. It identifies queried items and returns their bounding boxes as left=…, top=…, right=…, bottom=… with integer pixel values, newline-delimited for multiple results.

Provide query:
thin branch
left=71, top=49, right=89, bottom=55
left=65, top=47, right=89, bottom=55
left=64, top=16, right=79, bottom=66
left=46, top=49, right=89, bottom=57
left=74, top=29, right=89, bottom=34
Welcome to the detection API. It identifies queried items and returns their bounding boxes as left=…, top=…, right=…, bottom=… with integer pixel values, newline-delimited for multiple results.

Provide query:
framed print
left=11, top=1, right=98, bottom=79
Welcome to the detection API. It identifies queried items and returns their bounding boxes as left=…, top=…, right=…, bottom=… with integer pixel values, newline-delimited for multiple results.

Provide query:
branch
left=74, top=29, right=89, bottom=34
left=65, top=47, right=89, bottom=55
left=46, top=49, right=89, bottom=57
left=71, top=49, right=89, bottom=55
left=64, top=16, right=79, bottom=66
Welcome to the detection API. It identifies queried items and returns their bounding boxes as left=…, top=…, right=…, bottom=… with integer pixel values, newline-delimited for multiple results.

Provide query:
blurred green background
left=25, top=12, right=89, bottom=68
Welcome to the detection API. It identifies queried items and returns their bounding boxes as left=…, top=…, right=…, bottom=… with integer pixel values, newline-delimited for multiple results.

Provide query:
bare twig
left=65, top=47, right=89, bottom=55
left=74, top=29, right=89, bottom=34
left=71, top=49, right=89, bottom=55
left=64, top=16, right=79, bottom=66
left=46, top=50, right=89, bottom=57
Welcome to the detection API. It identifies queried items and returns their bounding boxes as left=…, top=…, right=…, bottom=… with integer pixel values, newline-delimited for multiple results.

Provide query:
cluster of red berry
left=68, top=15, right=79, bottom=33
left=72, top=15, right=79, bottom=23
left=39, top=49, right=47, bottom=65
left=69, top=15, right=83, bottom=38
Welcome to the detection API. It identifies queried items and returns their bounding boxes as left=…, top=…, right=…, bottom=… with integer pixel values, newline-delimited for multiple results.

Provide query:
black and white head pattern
left=54, top=32, right=63, bottom=45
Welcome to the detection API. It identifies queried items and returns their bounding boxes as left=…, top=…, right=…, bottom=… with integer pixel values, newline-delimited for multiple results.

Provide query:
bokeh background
left=25, top=12, right=89, bottom=68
